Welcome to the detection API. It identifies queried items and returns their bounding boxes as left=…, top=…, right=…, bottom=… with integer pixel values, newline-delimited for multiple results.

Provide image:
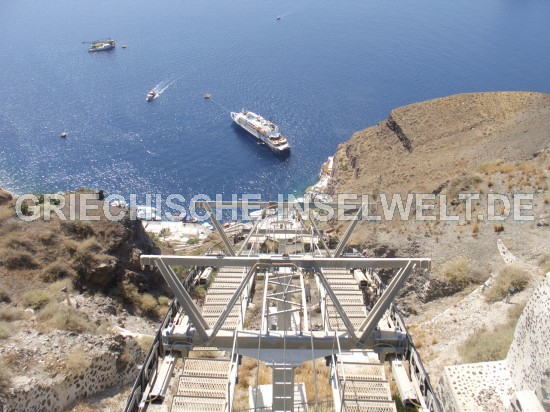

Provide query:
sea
left=0, top=0, right=549, bottom=209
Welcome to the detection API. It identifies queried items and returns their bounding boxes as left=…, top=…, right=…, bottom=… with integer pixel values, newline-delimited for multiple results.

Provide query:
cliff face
left=329, top=92, right=550, bottom=195
left=321, top=91, right=550, bottom=395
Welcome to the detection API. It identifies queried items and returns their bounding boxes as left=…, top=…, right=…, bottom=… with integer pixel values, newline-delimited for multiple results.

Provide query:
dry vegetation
left=0, top=362, right=12, bottom=393
left=458, top=303, right=526, bottom=363
left=47, top=346, right=93, bottom=377
left=438, top=256, right=487, bottom=290
left=485, top=264, right=530, bottom=303
left=0, top=193, right=169, bottom=325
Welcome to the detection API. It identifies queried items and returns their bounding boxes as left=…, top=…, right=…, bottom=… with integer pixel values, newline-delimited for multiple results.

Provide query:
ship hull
left=231, top=112, right=291, bottom=153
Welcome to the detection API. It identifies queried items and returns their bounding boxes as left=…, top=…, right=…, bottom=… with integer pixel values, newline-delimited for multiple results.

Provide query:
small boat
left=135, top=206, right=161, bottom=221
left=121, top=44, right=127, bottom=49
left=204, top=93, right=211, bottom=99
left=146, top=90, right=157, bottom=102
left=230, top=110, right=291, bottom=153
left=88, top=39, right=115, bottom=52
left=277, top=16, right=282, bottom=20
left=60, top=131, right=68, bottom=138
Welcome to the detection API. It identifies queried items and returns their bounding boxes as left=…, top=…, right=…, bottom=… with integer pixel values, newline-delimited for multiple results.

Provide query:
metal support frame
left=237, top=215, right=262, bottom=255
left=358, top=261, right=415, bottom=344
left=203, top=202, right=236, bottom=256
left=308, top=209, right=332, bottom=257
left=154, top=258, right=209, bottom=340
left=333, top=204, right=365, bottom=257
left=141, top=254, right=429, bottom=345
left=141, top=255, right=431, bottom=271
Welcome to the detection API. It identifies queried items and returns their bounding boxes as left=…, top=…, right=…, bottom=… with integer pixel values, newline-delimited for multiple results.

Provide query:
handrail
left=390, top=304, right=443, bottom=412
left=334, top=330, right=347, bottom=412
left=124, top=299, right=181, bottom=412
left=226, top=329, right=239, bottom=412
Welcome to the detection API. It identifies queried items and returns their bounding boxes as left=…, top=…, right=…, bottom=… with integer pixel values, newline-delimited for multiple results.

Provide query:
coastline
left=305, top=155, right=334, bottom=195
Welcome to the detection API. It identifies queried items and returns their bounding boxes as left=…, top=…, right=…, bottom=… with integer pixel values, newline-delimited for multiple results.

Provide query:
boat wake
left=151, top=78, right=177, bottom=98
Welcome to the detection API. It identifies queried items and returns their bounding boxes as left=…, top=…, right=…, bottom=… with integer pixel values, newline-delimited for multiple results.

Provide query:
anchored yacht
left=88, top=39, right=115, bottom=52
left=230, top=110, right=290, bottom=153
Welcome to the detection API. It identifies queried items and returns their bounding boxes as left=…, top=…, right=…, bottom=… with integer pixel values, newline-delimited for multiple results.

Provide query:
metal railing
left=124, top=299, right=182, bottom=412
left=390, top=304, right=443, bottom=412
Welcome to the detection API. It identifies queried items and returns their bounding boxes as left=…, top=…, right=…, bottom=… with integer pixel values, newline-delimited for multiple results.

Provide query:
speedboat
left=146, top=90, right=157, bottom=102
left=230, top=110, right=291, bottom=153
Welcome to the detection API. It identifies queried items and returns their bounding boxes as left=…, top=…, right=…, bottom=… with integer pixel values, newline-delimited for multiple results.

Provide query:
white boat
left=146, top=90, right=157, bottom=102
left=88, top=39, right=115, bottom=52
left=135, top=206, right=161, bottom=221
left=230, top=110, right=290, bottom=153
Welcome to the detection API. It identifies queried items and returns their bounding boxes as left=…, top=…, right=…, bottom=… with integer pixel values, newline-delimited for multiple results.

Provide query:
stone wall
left=0, top=335, right=143, bottom=411
left=506, top=273, right=550, bottom=410
left=435, top=274, right=550, bottom=411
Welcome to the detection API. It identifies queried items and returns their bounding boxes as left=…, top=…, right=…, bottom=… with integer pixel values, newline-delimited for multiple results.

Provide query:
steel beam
left=358, top=261, right=415, bottom=344
left=308, top=210, right=332, bottom=257
left=203, top=202, right=236, bottom=257
left=153, top=258, right=209, bottom=340
left=237, top=216, right=262, bottom=255
left=141, top=255, right=431, bottom=271
left=194, top=200, right=361, bottom=211
left=333, top=204, right=365, bottom=258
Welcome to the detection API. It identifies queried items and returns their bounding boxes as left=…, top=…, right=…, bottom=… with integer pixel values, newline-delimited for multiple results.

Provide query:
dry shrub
left=0, top=363, right=11, bottom=393
left=60, top=220, right=95, bottom=239
left=63, top=238, right=80, bottom=255
left=539, top=254, right=550, bottom=274
left=47, top=279, right=74, bottom=300
left=138, top=293, right=158, bottom=316
left=1, top=233, right=35, bottom=252
left=471, top=220, right=480, bottom=236
left=41, top=261, right=76, bottom=283
left=158, top=296, right=172, bottom=306
left=72, top=402, right=101, bottom=412
left=135, top=335, right=155, bottom=352
left=0, top=306, right=25, bottom=322
left=493, top=223, right=505, bottom=233
left=479, top=159, right=506, bottom=174
left=72, top=238, right=108, bottom=275
left=79, top=237, right=103, bottom=253
left=0, top=288, right=10, bottom=303
left=38, top=302, right=96, bottom=333
left=295, top=360, right=332, bottom=404
left=1, top=249, right=38, bottom=270
left=191, top=285, right=207, bottom=301
left=485, top=265, right=529, bottom=303
left=49, top=348, right=92, bottom=377
left=439, top=257, right=487, bottom=289
left=120, top=282, right=159, bottom=317
left=458, top=304, right=525, bottom=363
left=458, top=325, right=513, bottom=362
left=447, top=174, right=483, bottom=200
left=37, top=230, right=57, bottom=246
left=0, top=207, right=14, bottom=222
left=22, top=289, right=54, bottom=309
left=0, top=321, right=12, bottom=339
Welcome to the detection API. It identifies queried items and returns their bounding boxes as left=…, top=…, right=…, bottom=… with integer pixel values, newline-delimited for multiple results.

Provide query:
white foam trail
left=153, top=78, right=177, bottom=96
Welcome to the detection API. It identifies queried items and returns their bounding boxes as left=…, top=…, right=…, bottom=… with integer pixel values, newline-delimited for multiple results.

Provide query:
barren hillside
left=325, top=91, right=550, bottom=386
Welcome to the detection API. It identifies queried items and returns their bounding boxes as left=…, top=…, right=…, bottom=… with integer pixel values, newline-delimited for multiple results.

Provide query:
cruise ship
left=88, top=39, right=115, bottom=52
left=230, top=110, right=290, bottom=153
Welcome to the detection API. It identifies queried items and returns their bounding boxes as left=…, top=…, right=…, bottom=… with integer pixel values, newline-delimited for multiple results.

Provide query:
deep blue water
left=1, top=0, right=549, bottom=204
